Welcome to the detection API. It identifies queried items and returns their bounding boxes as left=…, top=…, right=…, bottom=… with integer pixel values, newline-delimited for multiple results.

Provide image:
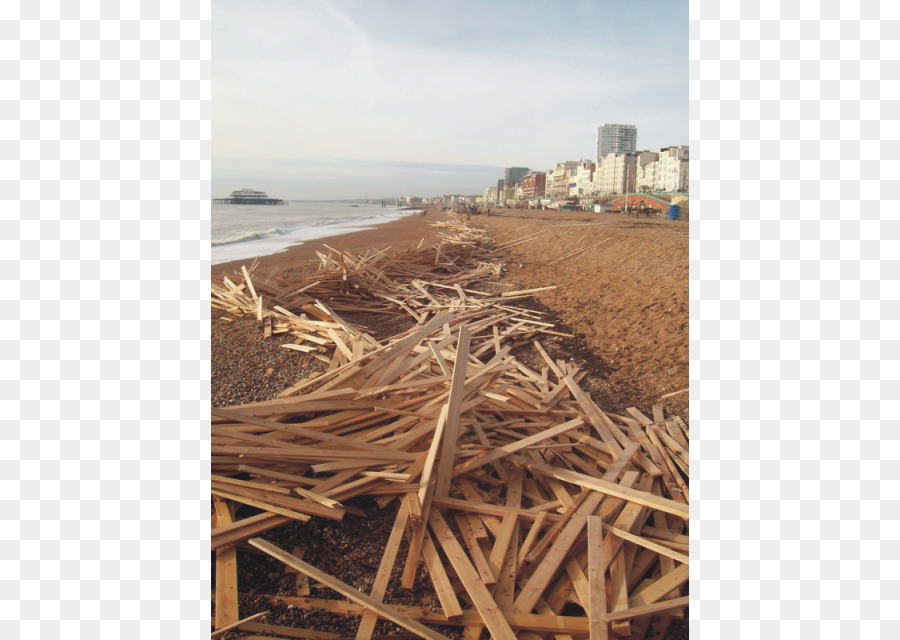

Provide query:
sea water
left=211, top=201, right=421, bottom=265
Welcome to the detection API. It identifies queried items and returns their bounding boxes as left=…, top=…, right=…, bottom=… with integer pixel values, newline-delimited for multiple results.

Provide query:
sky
left=213, top=0, right=688, bottom=200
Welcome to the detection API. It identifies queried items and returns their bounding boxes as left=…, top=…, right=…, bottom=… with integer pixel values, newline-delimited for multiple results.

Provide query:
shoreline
left=212, top=205, right=688, bottom=419
left=211, top=207, right=443, bottom=277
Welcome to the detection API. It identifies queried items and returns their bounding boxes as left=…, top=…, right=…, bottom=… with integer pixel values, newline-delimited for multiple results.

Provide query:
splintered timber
left=211, top=213, right=689, bottom=639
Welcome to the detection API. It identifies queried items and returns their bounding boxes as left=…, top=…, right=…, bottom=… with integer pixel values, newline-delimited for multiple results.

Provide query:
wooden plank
left=525, top=490, right=590, bottom=564
left=211, top=611, right=269, bottom=638
left=516, top=511, right=547, bottom=574
left=210, top=488, right=312, bottom=523
left=453, top=513, right=497, bottom=586
left=421, top=531, right=464, bottom=620
left=563, top=376, right=622, bottom=457
left=628, top=563, right=689, bottom=608
left=240, top=623, right=339, bottom=639
left=533, top=340, right=564, bottom=380
left=259, top=595, right=591, bottom=634
left=609, top=547, right=630, bottom=636
left=210, top=481, right=345, bottom=521
left=646, top=425, right=689, bottom=501
left=501, top=285, right=557, bottom=297
left=488, top=467, right=523, bottom=580
left=291, top=486, right=344, bottom=511
left=242, top=265, right=258, bottom=302
left=430, top=496, right=560, bottom=523
left=356, top=499, right=411, bottom=640
left=452, top=418, right=585, bottom=478
left=492, top=518, right=519, bottom=611
left=292, top=547, right=310, bottom=595
left=433, top=327, right=472, bottom=499
left=427, top=510, right=517, bottom=640
left=604, top=596, right=689, bottom=622
left=512, top=468, right=639, bottom=615
left=601, top=523, right=689, bottom=565
left=400, top=517, right=427, bottom=590
left=213, top=497, right=239, bottom=629
left=249, top=539, right=450, bottom=640
left=211, top=513, right=291, bottom=551
left=417, top=404, right=450, bottom=508
left=665, top=419, right=689, bottom=450
left=511, top=455, right=689, bottom=520
left=587, top=516, right=608, bottom=640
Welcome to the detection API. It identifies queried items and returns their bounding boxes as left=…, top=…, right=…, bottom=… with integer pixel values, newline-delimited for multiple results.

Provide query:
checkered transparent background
left=1, top=1, right=210, bottom=637
left=690, top=1, right=900, bottom=638
left=1, top=0, right=897, bottom=637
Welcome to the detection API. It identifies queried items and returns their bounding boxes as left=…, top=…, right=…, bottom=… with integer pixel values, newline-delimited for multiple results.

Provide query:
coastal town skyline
left=213, top=0, right=688, bottom=200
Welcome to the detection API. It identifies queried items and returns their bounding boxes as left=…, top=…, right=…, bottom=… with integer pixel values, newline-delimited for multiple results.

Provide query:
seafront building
left=570, top=161, right=596, bottom=197
left=504, top=167, right=530, bottom=185
left=480, top=123, right=686, bottom=207
left=522, top=172, right=546, bottom=198
left=598, top=152, right=637, bottom=195
left=655, top=146, right=689, bottom=192
left=634, top=151, right=661, bottom=192
left=597, top=123, right=637, bottom=159
left=548, top=161, right=579, bottom=198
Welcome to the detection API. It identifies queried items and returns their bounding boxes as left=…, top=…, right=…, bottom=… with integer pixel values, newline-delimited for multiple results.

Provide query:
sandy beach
left=210, top=205, right=689, bottom=639
left=212, top=205, right=688, bottom=419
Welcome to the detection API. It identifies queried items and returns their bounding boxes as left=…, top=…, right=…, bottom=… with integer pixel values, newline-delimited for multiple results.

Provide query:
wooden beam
left=210, top=610, right=268, bottom=638
left=511, top=455, right=689, bottom=520
left=427, top=510, right=517, bottom=640
left=604, top=596, right=689, bottom=622
left=452, top=418, right=585, bottom=478
left=356, top=499, right=411, bottom=640
left=433, top=327, right=472, bottom=500
left=249, top=539, right=450, bottom=640
left=213, top=498, right=239, bottom=629
left=421, top=531, right=464, bottom=620
left=587, top=516, right=608, bottom=640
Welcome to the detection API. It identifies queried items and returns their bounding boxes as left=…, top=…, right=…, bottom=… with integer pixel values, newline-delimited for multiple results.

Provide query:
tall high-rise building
left=597, top=124, right=637, bottom=159
left=503, top=167, right=530, bottom=185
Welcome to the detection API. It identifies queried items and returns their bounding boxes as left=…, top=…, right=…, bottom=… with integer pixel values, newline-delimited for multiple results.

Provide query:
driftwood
left=210, top=215, right=688, bottom=638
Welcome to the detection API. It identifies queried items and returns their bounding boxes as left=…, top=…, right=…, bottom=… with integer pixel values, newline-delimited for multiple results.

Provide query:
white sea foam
left=211, top=227, right=288, bottom=246
left=211, top=201, right=421, bottom=264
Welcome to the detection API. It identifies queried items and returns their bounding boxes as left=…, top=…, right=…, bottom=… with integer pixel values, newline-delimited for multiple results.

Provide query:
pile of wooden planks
left=211, top=218, right=688, bottom=639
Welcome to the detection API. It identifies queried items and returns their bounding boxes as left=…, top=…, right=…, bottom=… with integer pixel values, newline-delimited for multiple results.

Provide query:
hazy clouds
left=213, top=1, right=688, bottom=199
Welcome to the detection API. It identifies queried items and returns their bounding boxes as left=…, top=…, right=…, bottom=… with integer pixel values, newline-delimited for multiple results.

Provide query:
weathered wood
left=433, top=327, right=473, bottom=500
left=211, top=611, right=269, bottom=638
left=356, top=499, right=411, bottom=640
left=587, top=516, right=609, bottom=640
left=213, top=498, right=239, bottom=629
left=427, top=510, right=517, bottom=640
left=512, top=455, right=689, bottom=520
left=452, top=418, right=585, bottom=478
left=249, top=539, right=450, bottom=640
left=211, top=226, right=689, bottom=639
left=421, top=531, right=465, bottom=620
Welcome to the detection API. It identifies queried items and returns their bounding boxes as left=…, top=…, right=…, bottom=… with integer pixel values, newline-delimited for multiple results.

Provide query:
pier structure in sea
left=213, top=188, right=286, bottom=205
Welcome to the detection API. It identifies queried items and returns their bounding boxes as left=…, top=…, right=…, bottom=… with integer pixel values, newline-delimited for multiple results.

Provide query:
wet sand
left=212, top=210, right=443, bottom=278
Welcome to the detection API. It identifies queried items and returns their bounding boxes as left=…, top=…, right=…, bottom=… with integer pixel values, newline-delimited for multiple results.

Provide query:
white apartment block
left=570, top=160, right=596, bottom=197
left=598, top=152, right=637, bottom=195
left=656, top=146, right=689, bottom=192
left=484, top=186, right=498, bottom=203
left=634, top=151, right=660, bottom=192
left=597, top=123, right=637, bottom=159
left=549, top=161, right=579, bottom=198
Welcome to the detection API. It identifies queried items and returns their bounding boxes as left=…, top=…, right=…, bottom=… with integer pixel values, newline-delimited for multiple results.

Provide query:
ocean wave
left=212, top=227, right=287, bottom=246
